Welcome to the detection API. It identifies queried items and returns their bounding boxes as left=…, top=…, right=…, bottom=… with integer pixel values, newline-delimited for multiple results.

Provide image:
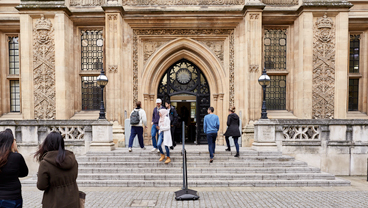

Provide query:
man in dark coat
left=165, top=101, right=178, bottom=150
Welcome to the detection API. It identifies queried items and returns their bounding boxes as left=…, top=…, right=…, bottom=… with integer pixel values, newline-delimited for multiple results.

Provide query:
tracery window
left=10, top=80, right=20, bottom=112
left=81, top=76, right=102, bottom=110
left=9, top=37, right=19, bottom=75
left=349, top=35, right=360, bottom=73
left=266, top=76, right=286, bottom=110
left=264, top=29, right=287, bottom=71
left=348, top=34, right=361, bottom=111
left=81, top=30, right=103, bottom=71
left=348, top=79, right=359, bottom=111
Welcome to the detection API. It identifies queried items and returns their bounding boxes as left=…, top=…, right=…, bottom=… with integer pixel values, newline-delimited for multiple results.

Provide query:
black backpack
left=130, top=110, right=140, bottom=125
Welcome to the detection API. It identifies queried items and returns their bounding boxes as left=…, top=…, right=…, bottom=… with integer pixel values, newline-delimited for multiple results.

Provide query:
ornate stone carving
left=143, top=41, right=167, bottom=63
left=312, top=13, right=335, bottom=119
left=283, top=125, right=320, bottom=140
left=49, top=126, right=86, bottom=140
left=122, top=0, right=244, bottom=6
left=249, top=64, right=259, bottom=72
left=107, top=14, right=118, bottom=20
left=249, top=13, right=259, bottom=20
left=109, top=65, right=118, bottom=73
left=70, top=0, right=103, bottom=6
left=199, top=40, right=224, bottom=63
left=229, top=31, right=235, bottom=107
left=133, top=29, right=234, bottom=106
left=33, top=15, right=56, bottom=120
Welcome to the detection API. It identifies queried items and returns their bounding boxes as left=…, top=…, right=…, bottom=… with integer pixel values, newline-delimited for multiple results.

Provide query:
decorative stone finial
left=35, top=14, right=52, bottom=31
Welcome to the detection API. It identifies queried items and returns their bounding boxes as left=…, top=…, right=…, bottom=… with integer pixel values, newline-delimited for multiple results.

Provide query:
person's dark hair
left=34, top=132, right=65, bottom=166
left=229, top=106, right=236, bottom=113
left=165, top=100, right=171, bottom=105
left=0, top=130, right=15, bottom=172
left=208, top=107, right=214, bottom=113
left=136, top=101, right=141, bottom=108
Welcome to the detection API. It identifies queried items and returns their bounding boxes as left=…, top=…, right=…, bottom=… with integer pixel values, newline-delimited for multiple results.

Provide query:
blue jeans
left=233, top=137, right=239, bottom=154
left=157, top=132, right=170, bottom=157
left=151, top=124, right=159, bottom=149
left=0, top=198, right=22, bottom=208
left=128, top=126, right=144, bottom=148
left=206, top=133, right=217, bottom=159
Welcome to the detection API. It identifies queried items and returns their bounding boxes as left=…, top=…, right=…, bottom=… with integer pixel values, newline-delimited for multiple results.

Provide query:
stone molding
left=122, top=0, right=244, bottom=6
left=108, top=65, right=118, bottom=73
left=198, top=40, right=225, bottom=64
left=249, top=64, right=259, bottom=72
left=133, top=29, right=234, bottom=106
left=312, top=13, right=335, bottom=119
left=70, top=0, right=104, bottom=6
left=33, top=15, right=56, bottom=120
left=249, top=13, right=259, bottom=20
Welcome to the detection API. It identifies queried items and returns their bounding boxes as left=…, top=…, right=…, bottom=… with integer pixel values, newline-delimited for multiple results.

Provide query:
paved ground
left=22, top=176, right=368, bottom=208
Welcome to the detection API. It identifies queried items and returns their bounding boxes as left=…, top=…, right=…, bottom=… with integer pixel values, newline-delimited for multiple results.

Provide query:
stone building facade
left=1, top=0, right=368, bottom=175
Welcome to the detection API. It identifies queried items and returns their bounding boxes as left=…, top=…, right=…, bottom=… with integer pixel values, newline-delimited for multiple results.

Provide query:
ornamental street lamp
left=258, top=68, right=271, bottom=119
left=96, top=62, right=108, bottom=120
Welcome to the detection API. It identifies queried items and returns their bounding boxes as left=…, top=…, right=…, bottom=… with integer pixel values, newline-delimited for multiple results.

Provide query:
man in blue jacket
left=203, top=107, right=220, bottom=163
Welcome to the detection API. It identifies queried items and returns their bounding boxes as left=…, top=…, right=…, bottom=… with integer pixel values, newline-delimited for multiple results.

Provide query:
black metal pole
left=182, top=121, right=186, bottom=190
left=99, top=85, right=106, bottom=119
left=261, top=85, right=268, bottom=119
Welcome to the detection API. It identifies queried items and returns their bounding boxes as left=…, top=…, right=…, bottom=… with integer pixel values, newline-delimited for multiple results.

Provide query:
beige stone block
left=322, top=147, right=350, bottom=175
left=329, top=125, right=346, bottom=141
left=351, top=151, right=368, bottom=175
left=352, top=126, right=368, bottom=142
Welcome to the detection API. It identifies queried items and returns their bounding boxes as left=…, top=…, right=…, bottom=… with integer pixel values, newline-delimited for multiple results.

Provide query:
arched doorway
left=157, top=59, right=210, bottom=144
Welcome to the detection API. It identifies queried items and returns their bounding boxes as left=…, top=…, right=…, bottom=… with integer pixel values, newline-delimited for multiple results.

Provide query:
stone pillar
left=143, top=93, right=150, bottom=144
left=217, top=93, right=224, bottom=145
left=252, top=119, right=278, bottom=151
left=19, top=14, right=34, bottom=119
left=54, top=13, right=75, bottom=119
left=90, top=119, right=115, bottom=151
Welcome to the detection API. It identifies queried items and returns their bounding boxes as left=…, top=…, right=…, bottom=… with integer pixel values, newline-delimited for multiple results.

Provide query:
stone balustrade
left=68, top=0, right=298, bottom=6
left=254, top=119, right=368, bottom=175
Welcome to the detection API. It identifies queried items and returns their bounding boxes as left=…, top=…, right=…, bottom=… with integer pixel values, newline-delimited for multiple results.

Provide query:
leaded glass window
left=9, top=36, right=19, bottom=75
left=81, top=76, right=102, bottom=110
left=349, top=35, right=360, bottom=73
left=266, top=75, right=286, bottom=110
left=10, top=80, right=20, bottom=112
left=81, top=30, right=103, bottom=71
left=348, top=79, right=359, bottom=111
left=264, top=29, right=287, bottom=71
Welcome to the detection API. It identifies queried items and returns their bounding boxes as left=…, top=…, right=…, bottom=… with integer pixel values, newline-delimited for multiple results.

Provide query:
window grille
left=81, top=76, right=102, bottom=110
left=349, top=35, right=360, bottom=73
left=266, top=75, right=286, bottom=110
left=10, top=80, right=20, bottom=112
left=264, top=29, right=287, bottom=71
left=8, top=36, right=19, bottom=75
left=81, top=30, right=103, bottom=71
left=348, top=79, right=359, bottom=111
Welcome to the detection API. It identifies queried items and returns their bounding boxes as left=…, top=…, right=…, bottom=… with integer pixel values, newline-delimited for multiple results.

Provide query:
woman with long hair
left=0, top=129, right=28, bottom=208
left=224, top=107, right=241, bottom=157
left=34, top=132, right=79, bottom=208
left=157, top=109, right=172, bottom=164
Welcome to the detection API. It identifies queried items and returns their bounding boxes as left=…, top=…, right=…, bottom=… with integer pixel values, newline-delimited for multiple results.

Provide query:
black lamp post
left=258, top=68, right=271, bottom=119
left=96, top=62, right=108, bottom=119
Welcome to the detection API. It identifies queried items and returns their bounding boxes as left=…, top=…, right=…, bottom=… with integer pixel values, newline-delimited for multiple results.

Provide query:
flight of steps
left=70, top=146, right=349, bottom=187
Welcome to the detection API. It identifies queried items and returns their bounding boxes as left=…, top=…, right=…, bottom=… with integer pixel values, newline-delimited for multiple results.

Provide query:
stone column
left=90, top=119, right=115, bottom=151
left=217, top=93, right=224, bottom=145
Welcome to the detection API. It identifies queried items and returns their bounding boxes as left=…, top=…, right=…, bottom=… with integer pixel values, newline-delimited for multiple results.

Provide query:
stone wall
left=255, top=119, right=368, bottom=175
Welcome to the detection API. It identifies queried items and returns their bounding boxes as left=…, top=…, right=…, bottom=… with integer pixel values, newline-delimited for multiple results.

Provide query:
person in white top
left=128, top=101, right=147, bottom=152
left=157, top=109, right=172, bottom=164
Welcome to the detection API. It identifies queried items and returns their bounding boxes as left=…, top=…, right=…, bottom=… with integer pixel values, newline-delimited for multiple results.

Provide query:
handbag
left=79, top=191, right=86, bottom=208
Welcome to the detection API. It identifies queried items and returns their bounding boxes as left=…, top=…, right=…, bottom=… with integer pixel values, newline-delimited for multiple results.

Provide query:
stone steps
left=21, top=147, right=351, bottom=187
left=78, top=167, right=321, bottom=174
left=77, top=155, right=295, bottom=162
left=76, top=173, right=336, bottom=180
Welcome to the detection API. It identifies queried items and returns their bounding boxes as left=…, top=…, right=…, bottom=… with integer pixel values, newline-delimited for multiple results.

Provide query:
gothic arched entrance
left=157, top=59, right=210, bottom=144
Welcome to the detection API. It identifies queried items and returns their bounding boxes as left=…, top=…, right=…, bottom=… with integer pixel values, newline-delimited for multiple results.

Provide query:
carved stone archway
left=140, top=37, right=228, bottom=145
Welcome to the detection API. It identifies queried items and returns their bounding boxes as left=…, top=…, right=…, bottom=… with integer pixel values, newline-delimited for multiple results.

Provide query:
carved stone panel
left=198, top=40, right=224, bottom=63
left=33, top=15, right=56, bottom=120
left=143, top=41, right=168, bottom=64
left=312, top=13, right=335, bottom=119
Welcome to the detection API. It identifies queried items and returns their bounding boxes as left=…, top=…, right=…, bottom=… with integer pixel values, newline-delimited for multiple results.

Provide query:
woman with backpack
left=157, top=109, right=172, bottom=164
left=0, top=129, right=28, bottom=208
left=224, top=106, right=241, bottom=157
left=128, top=101, right=148, bottom=152
left=34, top=132, right=80, bottom=208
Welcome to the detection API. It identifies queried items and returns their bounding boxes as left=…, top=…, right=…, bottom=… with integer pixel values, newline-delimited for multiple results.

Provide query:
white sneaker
left=151, top=148, right=157, bottom=152
left=128, top=147, right=132, bottom=152
left=142, top=147, right=146, bottom=150
left=157, top=149, right=160, bottom=153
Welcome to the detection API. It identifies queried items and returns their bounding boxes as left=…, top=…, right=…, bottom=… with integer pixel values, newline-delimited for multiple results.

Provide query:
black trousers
left=171, top=126, right=176, bottom=146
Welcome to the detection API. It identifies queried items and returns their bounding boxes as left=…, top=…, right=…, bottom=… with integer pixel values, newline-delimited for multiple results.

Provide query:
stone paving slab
left=22, top=177, right=368, bottom=208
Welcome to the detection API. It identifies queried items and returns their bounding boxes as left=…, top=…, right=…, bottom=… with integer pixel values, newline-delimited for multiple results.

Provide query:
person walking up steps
left=151, top=99, right=165, bottom=153
left=157, top=109, right=172, bottom=164
left=203, top=107, right=220, bottom=163
left=128, top=101, right=148, bottom=152
left=224, top=107, right=241, bottom=157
